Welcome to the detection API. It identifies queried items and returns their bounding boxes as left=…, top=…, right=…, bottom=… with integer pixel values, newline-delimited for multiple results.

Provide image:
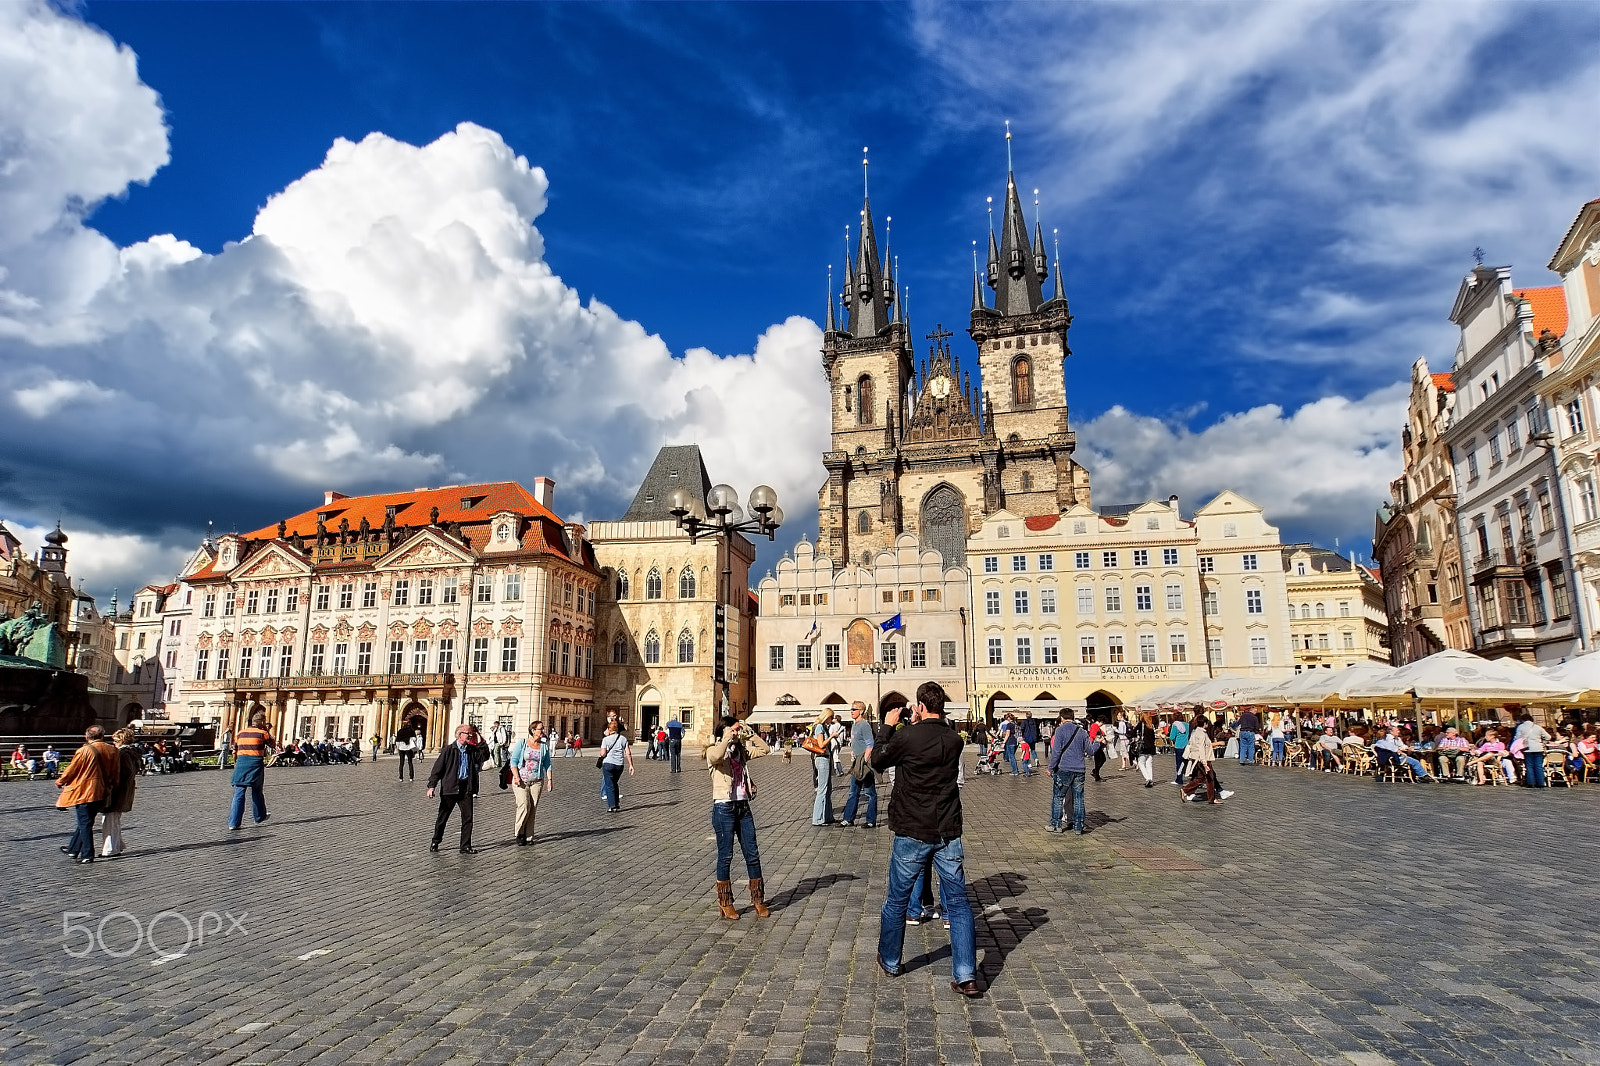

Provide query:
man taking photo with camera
left=870, top=681, right=982, bottom=998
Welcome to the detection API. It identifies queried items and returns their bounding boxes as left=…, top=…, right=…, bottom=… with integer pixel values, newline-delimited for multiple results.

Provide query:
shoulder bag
left=801, top=729, right=829, bottom=756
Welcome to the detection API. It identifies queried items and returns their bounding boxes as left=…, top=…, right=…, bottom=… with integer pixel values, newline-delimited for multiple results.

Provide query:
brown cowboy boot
left=748, top=878, right=770, bottom=918
left=716, top=879, right=740, bottom=920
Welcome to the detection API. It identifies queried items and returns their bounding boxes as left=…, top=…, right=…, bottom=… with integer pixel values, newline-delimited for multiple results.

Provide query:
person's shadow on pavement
left=766, top=872, right=859, bottom=911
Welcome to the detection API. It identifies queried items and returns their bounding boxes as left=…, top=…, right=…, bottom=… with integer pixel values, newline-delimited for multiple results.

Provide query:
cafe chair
left=1543, top=752, right=1570, bottom=789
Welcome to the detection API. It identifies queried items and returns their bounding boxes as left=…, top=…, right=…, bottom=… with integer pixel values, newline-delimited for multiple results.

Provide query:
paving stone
left=2, top=757, right=1598, bottom=1064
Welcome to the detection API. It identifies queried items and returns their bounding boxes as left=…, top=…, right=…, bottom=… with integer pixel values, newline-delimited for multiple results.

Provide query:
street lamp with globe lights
left=666, top=484, right=783, bottom=720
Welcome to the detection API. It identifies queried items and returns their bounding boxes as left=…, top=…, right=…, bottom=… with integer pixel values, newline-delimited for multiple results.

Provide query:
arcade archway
left=879, top=690, right=908, bottom=715
left=984, top=691, right=1012, bottom=723
left=1085, top=690, right=1121, bottom=722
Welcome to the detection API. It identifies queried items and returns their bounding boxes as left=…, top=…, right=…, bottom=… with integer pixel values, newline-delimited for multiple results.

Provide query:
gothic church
left=817, top=151, right=1092, bottom=569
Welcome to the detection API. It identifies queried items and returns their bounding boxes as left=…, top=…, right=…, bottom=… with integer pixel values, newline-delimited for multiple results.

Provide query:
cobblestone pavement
left=3, top=748, right=1599, bottom=1066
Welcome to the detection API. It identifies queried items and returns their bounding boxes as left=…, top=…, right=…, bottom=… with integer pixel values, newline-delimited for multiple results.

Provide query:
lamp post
left=667, top=483, right=783, bottom=723
left=862, top=660, right=896, bottom=714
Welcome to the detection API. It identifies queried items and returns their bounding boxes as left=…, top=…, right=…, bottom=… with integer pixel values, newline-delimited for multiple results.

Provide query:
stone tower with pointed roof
left=818, top=140, right=1090, bottom=570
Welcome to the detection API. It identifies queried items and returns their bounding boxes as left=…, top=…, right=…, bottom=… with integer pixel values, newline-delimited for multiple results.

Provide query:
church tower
left=969, top=129, right=1090, bottom=514
left=815, top=133, right=1090, bottom=572
left=818, top=156, right=913, bottom=567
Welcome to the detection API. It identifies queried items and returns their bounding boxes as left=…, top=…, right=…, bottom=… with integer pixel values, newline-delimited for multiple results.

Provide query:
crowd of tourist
left=1163, top=708, right=1600, bottom=787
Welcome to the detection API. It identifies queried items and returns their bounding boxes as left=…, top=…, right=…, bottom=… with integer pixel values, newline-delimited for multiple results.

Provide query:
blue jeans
left=1051, top=769, right=1086, bottom=830
left=1174, top=749, right=1187, bottom=780
left=669, top=739, right=682, bottom=773
left=1238, top=731, right=1257, bottom=763
left=878, top=834, right=977, bottom=983
left=229, top=783, right=266, bottom=828
left=65, top=800, right=103, bottom=858
left=1004, top=741, right=1020, bottom=775
left=1270, top=737, right=1286, bottom=764
left=1525, top=752, right=1547, bottom=787
left=907, top=852, right=936, bottom=915
left=812, top=756, right=834, bottom=824
left=601, top=763, right=623, bottom=808
left=842, top=775, right=878, bottom=824
left=712, top=801, right=761, bottom=880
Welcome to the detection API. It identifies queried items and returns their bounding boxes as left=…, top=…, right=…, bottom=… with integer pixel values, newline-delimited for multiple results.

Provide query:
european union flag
left=879, top=614, right=902, bottom=633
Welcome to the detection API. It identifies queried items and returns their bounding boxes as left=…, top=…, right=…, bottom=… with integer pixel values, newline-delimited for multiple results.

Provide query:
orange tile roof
left=244, top=481, right=562, bottom=539
left=1430, top=372, right=1456, bottom=393
left=1513, top=286, right=1568, bottom=341
left=1024, top=515, right=1060, bottom=531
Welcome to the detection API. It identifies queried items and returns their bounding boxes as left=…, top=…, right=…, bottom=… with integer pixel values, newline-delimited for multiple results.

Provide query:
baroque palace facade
left=180, top=480, right=601, bottom=748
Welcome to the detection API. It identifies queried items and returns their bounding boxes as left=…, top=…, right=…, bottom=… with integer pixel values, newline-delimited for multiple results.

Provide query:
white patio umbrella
left=1254, top=659, right=1395, bottom=701
left=1540, top=651, right=1600, bottom=704
left=1345, top=648, right=1576, bottom=703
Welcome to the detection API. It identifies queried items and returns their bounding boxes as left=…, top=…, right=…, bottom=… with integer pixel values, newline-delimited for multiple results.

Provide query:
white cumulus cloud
left=0, top=5, right=829, bottom=604
left=1078, top=384, right=1407, bottom=554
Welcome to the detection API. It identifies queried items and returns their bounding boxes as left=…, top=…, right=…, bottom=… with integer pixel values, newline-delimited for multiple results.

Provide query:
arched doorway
left=636, top=686, right=661, bottom=739
left=984, top=691, right=1012, bottom=723
left=879, top=690, right=908, bottom=716
left=398, top=701, right=427, bottom=748
left=1085, top=690, right=1121, bottom=722
left=920, top=484, right=967, bottom=568
left=121, top=702, right=143, bottom=725
left=820, top=692, right=845, bottom=706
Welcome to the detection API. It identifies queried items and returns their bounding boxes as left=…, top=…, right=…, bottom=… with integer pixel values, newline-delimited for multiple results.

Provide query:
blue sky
left=2, top=1, right=1598, bottom=602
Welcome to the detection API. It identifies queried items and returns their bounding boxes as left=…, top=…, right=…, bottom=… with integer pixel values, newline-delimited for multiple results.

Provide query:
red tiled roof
left=245, top=481, right=561, bottom=539
left=1513, top=286, right=1568, bottom=341
left=1430, top=372, right=1456, bottom=393
left=1024, top=515, right=1060, bottom=531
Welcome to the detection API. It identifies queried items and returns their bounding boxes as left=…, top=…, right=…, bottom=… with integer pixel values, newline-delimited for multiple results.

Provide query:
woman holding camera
left=706, top=715, right=771, bottom=920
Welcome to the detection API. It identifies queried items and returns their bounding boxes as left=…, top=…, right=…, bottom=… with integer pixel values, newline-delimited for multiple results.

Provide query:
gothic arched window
left=616, top=570, right=630, bottom=600
left=612, top=633, right=628, bottom=664
left=920, top=483, right=967, bottom=568
left=1019, top=471, right=1033, bottom=491
left=857, top=375, right=875, bottom=425
left=1012, top=356, right=1033, bottom=407
left=644, top=630, right=661, bottom=664
left=678, top=629, right=695, bottom=663
left=678, top=568, right=696, bottom=599
left=857, top=510, right=871, bottom=534
left=645, top=568, right=662, bottom=600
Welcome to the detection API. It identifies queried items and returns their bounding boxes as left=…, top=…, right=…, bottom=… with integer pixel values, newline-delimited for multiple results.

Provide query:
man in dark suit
left=426, top=723, right=490, bottom=854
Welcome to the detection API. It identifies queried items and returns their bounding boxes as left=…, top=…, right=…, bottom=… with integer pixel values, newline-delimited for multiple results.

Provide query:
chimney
left=1167, top=494, right=1179, bottom=514
left=533, top=477, right=556, bottom=510
left=324, top=490, right=349, bottom=505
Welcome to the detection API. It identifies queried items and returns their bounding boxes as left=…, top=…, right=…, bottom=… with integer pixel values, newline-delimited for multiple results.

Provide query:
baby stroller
left=974, top=736, right=1006, bottom=776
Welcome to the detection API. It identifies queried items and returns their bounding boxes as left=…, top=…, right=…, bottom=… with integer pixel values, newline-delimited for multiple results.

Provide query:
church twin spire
left=828, top=129, right=1065, bottom=336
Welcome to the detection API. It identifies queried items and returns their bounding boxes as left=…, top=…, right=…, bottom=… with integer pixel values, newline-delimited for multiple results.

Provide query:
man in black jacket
left=426, top=723, right=490, bottom=853
left=869, top=681, right=982, bottom=998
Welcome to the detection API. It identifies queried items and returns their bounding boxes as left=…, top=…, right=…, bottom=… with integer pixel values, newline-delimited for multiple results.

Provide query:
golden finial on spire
left=863, top=145, right=869, bottom=198
left=1005, top=119, right=1013, bottom=172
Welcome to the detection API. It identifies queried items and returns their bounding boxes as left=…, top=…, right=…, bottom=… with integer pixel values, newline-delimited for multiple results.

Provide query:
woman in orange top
left=56, top=726, right=121, bottom=864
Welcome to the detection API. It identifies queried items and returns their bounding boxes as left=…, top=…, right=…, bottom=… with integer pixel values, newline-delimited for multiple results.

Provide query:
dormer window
left=497, top=523, right=511, bottom=543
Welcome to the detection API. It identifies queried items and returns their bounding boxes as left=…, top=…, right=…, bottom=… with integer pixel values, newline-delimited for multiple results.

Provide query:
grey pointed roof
left=846, top=197, right=891, bottom=338
left=623, top=445, right=714, bottom=521
left=993, top=175, right=1046, bottom=316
